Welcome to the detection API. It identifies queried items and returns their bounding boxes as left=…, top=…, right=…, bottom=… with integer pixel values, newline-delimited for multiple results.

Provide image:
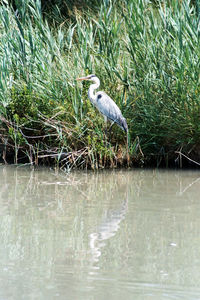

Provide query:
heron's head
left=76, top=74, right=97, bottom=82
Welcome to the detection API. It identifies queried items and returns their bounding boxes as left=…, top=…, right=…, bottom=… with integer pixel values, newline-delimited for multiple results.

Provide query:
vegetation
left=0, top=0, right=200, bottom=169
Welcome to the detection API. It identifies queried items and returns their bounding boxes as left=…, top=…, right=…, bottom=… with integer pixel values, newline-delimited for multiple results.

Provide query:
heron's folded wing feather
left=95, top=91, right=128, bottom=132
left=96, top=91, right=123, bottom=122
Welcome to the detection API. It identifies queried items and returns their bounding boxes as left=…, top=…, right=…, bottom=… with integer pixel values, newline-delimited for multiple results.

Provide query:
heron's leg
left=126, top=130, right=130, bottom=167
left=108, top=121, right=114, bottom=141
left=103, top=116, right=108, bottom=145
left=105, top=124, right=107, bottom=136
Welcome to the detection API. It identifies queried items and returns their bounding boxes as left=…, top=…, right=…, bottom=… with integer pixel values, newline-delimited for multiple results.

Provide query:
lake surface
left=0, top=166, right=200, bottom=300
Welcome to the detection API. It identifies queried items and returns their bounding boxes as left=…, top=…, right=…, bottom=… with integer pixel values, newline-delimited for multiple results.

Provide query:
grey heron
left=76, top=74, right=128, bottom=136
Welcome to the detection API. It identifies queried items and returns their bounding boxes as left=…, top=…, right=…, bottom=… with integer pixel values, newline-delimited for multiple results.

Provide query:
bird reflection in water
left=89, top=196, right=128, bottom=269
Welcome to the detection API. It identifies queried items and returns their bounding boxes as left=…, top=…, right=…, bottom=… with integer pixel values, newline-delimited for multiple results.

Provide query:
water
left=0, top=166, right=200, bottom=300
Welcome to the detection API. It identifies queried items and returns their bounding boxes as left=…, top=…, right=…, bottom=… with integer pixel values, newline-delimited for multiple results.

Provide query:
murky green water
left=0, top=166, right=200, bottom=300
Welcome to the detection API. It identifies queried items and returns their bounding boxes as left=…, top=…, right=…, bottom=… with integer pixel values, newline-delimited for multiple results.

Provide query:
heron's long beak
left=76, top=76, right=89, bottom=81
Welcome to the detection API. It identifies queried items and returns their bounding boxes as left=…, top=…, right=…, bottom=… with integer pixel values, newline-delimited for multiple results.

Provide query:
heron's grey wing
left=96, top=92, right=121, bottom=119
left=96, top=91, right=128, bottom=132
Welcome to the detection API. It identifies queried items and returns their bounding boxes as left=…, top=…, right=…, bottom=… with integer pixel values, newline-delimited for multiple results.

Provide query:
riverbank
left=0, top=0, right=199, bottom=169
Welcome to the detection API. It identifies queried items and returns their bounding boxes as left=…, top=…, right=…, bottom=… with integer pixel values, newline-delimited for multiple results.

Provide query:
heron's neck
left=88, top=79, right=100, bottom=105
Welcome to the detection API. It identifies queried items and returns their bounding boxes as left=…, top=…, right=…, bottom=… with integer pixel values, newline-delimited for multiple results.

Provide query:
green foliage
left=0, top=0, right=200, bottom=168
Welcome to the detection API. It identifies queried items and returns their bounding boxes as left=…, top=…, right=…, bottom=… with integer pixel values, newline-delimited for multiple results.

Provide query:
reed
left=0, top=0, right=199, bottom=168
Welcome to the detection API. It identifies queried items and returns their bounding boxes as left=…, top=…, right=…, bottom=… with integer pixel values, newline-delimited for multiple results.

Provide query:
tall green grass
left=0, top=0, right=200, bottom=168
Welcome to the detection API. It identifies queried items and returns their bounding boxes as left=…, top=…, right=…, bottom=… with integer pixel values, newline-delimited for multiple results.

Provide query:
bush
left=0, top=0, right=199, bottom=168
